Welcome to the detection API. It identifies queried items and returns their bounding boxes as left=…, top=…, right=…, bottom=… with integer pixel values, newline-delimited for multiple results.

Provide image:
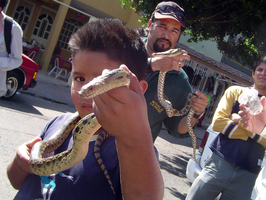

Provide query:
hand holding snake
left=92, top=66, right=148, bottom=141
left=150, top=49, right=190, bottom=71
left=29, top=66, right=131, bottom=195
left=29, top=49, right=206, bottom=185
left=29, top=65, right=149, bottom=195
left=152, top=48, right=208, bottom=163
left=15, top=137, right=42, bottom=174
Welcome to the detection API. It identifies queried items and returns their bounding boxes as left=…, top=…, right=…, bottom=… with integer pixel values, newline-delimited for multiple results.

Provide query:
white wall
left=179, top=34, right=223, bottom=62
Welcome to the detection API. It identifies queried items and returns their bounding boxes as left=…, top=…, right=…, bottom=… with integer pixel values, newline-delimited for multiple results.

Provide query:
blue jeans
left=186, top=153, right=257, bottom=200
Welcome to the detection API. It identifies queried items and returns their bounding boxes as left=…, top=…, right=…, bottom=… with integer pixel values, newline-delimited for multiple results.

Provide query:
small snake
left=152, top=49, right=198, bottom=163
left=29, top=67, right=130, bottom=195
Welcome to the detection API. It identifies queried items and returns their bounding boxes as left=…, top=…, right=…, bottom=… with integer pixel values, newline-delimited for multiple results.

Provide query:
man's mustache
left=155, top=37, right=172, bottom=47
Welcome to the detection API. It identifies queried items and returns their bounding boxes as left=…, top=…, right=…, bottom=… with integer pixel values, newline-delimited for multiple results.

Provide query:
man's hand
left=238, top=96, right=266, bottom=134
left=191, top=91, right=209, bottom=116
left=150, top=50, right=190, bottom=72
left=229, top=113, right=241, bottom=124
left=92, top=65, right=149, bottom=141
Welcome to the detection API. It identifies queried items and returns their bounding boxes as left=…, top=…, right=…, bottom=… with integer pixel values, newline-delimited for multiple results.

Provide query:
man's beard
left=153, top=38, right=172, bottom=53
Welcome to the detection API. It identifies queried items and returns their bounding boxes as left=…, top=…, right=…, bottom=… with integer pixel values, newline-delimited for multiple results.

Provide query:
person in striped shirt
left=186, top=55, right=266, bottom=200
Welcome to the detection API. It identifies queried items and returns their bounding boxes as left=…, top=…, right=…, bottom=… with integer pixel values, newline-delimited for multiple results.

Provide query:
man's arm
left=115, top=132, right=163, bottom=199
left=212, top=86, right=253, bottom=141
left=93, top=66, right=164, bottom=199
left=177, top=91, right=209, bottom=134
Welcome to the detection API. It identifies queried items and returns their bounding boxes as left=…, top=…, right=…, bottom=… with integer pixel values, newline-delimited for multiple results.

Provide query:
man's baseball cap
left=153, top=1, right=186, bottom=29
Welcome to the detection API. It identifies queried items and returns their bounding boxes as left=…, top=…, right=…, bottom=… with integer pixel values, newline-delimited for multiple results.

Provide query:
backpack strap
left=4, top=16, right=13, bottom=55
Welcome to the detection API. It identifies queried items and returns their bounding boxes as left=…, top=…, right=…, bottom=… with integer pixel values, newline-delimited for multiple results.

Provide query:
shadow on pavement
left=0, top=91, right=75, bottom=116
left=0, top=94, right=42, bottom=115
left=167, top=186, right=190, bottom=200
left=159, top=154, right=189, bottom=178
left=158, top=125, right=208, bottom=149
left=0, top=69, right=75, bottom=115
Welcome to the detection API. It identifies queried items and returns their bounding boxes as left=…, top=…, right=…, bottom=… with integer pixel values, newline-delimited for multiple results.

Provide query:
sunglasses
left=156, top=5, right=186, bottom=26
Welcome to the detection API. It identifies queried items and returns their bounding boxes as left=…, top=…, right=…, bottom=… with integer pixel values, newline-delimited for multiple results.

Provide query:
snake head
left=78, top=68, right=130, bottom=99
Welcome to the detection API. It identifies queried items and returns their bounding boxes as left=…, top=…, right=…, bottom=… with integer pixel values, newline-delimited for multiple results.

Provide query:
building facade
left=5, top=0, right=254, bottom=126
left=5, top=0, right=142, bottom=71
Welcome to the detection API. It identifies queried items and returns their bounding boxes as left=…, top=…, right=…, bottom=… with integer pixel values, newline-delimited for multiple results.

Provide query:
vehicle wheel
left=1, top=71, right=22, bottom=100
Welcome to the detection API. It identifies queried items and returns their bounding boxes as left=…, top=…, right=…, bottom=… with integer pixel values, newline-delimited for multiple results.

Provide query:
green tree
left=121, top=0, right=266, bottom=67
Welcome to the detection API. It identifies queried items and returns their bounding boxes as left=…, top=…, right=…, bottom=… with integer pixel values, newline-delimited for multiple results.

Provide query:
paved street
left=0, top=70, right=207, bottom=199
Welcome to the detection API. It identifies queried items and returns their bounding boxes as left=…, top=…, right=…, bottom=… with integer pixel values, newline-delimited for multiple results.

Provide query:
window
left=13, top=6, right=30, bottom=31
left=57, top=19, right=83, bottom=50
left=33, top=14, right=53, bottom=39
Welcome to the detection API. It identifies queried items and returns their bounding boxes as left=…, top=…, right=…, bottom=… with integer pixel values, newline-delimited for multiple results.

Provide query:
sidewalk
left=21, top=70, right=74, bottom=107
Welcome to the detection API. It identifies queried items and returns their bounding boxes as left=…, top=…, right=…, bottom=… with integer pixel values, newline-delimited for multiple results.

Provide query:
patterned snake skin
left=29, top=67, right=130, bottom=195
left=152, top=49, right=198, bottom=163
left=29, top=50, right=199, bottom=197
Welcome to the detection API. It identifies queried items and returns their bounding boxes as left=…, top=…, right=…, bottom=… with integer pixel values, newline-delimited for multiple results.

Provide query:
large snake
left=29, top=49, right=198, bottom=194
left=152, top=48, right=198, bottom=163
left=29, top=67, right=130, bottom=195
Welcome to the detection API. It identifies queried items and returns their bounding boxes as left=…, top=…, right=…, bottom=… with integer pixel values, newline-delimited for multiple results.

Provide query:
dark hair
left=135, top=27, right=148, bottom=38
left=69, top=18, right=147, bottom=81
left=0, top=0, right=8, bottom=10
left=252, top=55, right=266, bottom=72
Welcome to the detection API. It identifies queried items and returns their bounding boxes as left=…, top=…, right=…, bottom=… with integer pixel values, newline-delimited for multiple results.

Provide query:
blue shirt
left=14, top=113, right=122, bottom=200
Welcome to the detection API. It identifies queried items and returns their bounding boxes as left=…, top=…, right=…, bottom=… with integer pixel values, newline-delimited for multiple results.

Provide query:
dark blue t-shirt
left=14, top=113, right=122, bottom=200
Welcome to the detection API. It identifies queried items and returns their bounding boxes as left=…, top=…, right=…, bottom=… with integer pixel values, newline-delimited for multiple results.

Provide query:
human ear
left=252, top=70, right=255, bottom=79
left=139, top=80, right=148, bottom=94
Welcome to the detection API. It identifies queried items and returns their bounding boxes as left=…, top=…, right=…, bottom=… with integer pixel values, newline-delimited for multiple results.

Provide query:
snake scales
left=29, top=67, right=130, bottom=194
left=29, top=49, right=198, bottom=194
left=152, top=48, right=198, bottom=163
